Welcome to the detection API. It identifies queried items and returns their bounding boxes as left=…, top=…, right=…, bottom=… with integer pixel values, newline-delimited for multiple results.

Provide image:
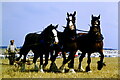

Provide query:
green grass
left=1, top=57, right=119, bottom=78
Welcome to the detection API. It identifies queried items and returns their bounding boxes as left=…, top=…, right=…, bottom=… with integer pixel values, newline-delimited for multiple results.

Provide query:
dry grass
left=0, top=57, right=119, bottom=78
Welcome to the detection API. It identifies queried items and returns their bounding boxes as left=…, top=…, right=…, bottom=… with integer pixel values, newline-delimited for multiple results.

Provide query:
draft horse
left=16, top=24, right=59, bottom=72
left=59, top=11, right=78, bottom=73
left=77, top=15, right=106, bottom=72
left=46, top=30, right=63, bottom=72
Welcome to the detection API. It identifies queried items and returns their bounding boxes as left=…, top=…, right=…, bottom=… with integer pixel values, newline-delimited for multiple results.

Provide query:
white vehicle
left=26, top=50, right=34, bottom=59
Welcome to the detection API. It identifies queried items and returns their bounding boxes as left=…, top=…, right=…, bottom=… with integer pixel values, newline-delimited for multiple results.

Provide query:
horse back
left=77, top=33, right=103, bottom=53
left=23, top=33, right=40, bottom=45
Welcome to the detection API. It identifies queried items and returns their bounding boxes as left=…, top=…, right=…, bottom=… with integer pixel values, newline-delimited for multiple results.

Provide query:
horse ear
left=92, top=14, right=94, bottom=19
left=55, top=24, right=58, bottom=29
left=98, top=15, right=100, bottom=19
left=67, top=12, right=69, bottom=16
left=66, top=18, right=68, bottom=20
left=73, top=11, right=76, bottom=16
left=50, top=24, right=52, bottom=26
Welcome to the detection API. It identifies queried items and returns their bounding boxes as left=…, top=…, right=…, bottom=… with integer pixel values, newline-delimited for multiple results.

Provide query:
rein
left=62, top=26, right=88, bottom=32
left=76, top=29, right=88, bottom=32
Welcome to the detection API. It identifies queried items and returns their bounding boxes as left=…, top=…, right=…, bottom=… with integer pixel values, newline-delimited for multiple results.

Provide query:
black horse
left=77, top=15, right=105, bottom=72
left=43, top=31, right=63, bottom=72
left=16, top=24, right=59, bottom=72
left=59, top=11, right=78, bottom=73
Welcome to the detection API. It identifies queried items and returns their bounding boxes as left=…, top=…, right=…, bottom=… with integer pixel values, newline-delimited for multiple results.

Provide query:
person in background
left=7, top=40, right=17, bottom=65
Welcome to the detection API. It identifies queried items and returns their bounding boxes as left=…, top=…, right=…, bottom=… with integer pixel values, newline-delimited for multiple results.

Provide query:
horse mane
left=41, top=26, right=50, bottom=34
left=39, top=25, right=52, bottom=39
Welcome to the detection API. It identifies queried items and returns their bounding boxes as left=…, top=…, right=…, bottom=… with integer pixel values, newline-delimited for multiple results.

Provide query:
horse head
left=91, top=14, right=100, bottom=27
left=66, top=11, right=76, bottom=30
left=89, top=15, right=103, bottom=42
left=52, top=24, right=59, bottom=44
left=41, top=24, right=59, bottom=45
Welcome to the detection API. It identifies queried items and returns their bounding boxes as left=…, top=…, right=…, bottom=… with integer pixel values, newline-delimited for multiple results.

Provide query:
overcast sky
left=1, top=2, right=118, bottom=49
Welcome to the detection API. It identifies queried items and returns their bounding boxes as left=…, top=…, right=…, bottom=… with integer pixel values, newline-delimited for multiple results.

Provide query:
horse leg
left=50, top=44, right=61, bottom=64
left=16, top=53, right=22, bottom=62
left=59, top=51, right=67, bottom=73
left=16, top=46, right=25, bottom=61
left=43, top=52, right=49, bottom=70
left=39, top=54, right=44, bottom=73
left=62, top=50, right=67, bottom=64
left=21, top=54, right=27, bottom=72
left=68, top=51, right=76, bottom=73
left=49, top=50, right=59, bottom=72
left=33, top=54, right=39, bottom=71
left=78, top=52, right=86, bottom=72
left=50, top=50, right=54, bottom=61
left=20, top=46, right=30, bottom=72
left=86, top=53, right=92, bottom=72
left=97, top=50, right=105, bottom=70
left=59, top=51, right=74, bottom=73
left=51, top=49, right=59, bottom=63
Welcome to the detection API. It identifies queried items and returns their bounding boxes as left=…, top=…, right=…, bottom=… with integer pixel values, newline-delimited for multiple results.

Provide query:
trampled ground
left=0, top=57, right=119, bottom=78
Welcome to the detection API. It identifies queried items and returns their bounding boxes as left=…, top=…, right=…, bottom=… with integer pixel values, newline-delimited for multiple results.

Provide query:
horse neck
left=63, top=28, right=77, bottom=40
left=89, top=25, right=101, bottom=33
left=57, top=31, right=63, bottom=37
left=88, top=26, right=104, bottom=42
left=57, top=31, right=64, bottom=43
left=92, top=25, right=101, bottom=32
left=39, top=30, right=48, bottom=41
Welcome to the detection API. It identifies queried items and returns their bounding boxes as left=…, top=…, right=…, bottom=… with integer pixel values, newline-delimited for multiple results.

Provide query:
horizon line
left=0, top=46, right=118, bottom=50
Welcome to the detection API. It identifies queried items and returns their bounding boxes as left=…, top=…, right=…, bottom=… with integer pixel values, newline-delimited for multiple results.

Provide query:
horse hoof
left=21, top=63, right=25, bottom=72
left=97, top=61, right=106, bottom=70
left=39, top=69, right=44, bottom=73
left=21, top=68, right=25, bottom=72
left=87, top=70, right=92, bottom=73
left=69, top=69, right=76, bottom=73
left=78, top=68, right=85, bottom=72
left=34, top=65, right=38, bottom=71
left=59, top=69, right=65, bottom=73
left=86, top=66, right=91, bottom=72
left=59, top=65, right=65, bottom=73
left=50, top=62, right=58, bottom=72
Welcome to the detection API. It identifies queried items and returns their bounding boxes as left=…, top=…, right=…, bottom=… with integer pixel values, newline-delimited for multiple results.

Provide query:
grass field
left=0, top=57, right=119, bottom=78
